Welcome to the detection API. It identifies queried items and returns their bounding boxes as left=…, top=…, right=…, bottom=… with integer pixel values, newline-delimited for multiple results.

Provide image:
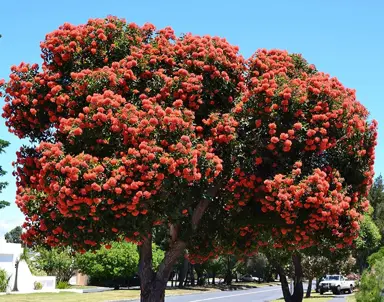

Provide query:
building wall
left=0, top=239, right=56, bottom=292
left=0, top=239, right=22, bottom=291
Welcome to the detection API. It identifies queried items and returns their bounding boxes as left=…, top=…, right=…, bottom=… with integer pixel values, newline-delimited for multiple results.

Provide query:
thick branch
left=192, top=183, right=221, bottom=229
left=157, top=240, right=186, bottom=281
left=154, top=183, right=222, bottom=283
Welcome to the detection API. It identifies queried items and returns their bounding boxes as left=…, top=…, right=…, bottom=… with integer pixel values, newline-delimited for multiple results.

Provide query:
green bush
left=56, top=281, right=70, bottom=289
left=356, top=248, right=384, bottom=302
left=76, top=241, right=164, bottom=287
left=34, top=281, right=43, bottom=290
left=32, top=247, right=76, bottom=282
left=0, top=269, right=10, bottom=292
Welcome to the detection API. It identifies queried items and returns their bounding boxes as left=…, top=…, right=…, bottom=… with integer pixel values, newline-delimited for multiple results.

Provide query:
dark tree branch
left=192, top=183, right=221, bottom=229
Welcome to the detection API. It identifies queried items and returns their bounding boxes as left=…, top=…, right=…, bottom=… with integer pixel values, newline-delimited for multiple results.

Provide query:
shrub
left=356, top=254, right=384, bottom=302
left=76, top=241, right=163, bottom=288
left=32, top=247, right=76, bottom=282
left=34, top=281, right=43, bottom=290
left=0, top=269, right=10, bottom=292
left=56, top=281, right=70, bottom=289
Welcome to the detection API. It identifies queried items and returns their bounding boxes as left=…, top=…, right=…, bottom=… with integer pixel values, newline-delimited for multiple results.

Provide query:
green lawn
left=235, top=281, right=281, bottom=288
left=346, top=294, right=356, bottom=302
left=271, top=292, right=336, bottom=302
left=0, top=287, right=219, bottom=302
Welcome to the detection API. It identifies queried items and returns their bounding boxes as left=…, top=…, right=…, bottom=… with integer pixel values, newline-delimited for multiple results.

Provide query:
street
left=165, top=286, right=282, bottom=302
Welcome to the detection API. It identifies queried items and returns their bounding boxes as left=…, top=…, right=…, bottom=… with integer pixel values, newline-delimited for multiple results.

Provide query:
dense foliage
left=5, top=226, right=22, bottom=243
left=32, top=247, right=77, bottom=282
left=354, top=213, right=381, bottom=273
left=1, top=16, right=377, bottom=300
left=76, top=241, right=163, bottom=286
left=356, top=247, right=384, bottom=302
left=369, top=176, right=384, bottom=243
left=0, top=269, right=9, bottom=292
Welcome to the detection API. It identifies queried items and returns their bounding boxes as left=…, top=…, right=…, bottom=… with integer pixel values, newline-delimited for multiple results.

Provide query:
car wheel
left=336, top=285, right=341, bottom=295
left=320, top=290, right=324, bottom=295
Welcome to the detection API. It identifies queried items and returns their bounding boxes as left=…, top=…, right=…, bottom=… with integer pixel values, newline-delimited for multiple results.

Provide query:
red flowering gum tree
left=1, top=17, right=377, bottom=302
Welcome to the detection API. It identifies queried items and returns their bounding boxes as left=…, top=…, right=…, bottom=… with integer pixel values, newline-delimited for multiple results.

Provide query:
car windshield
left=326, top=276, right=340, bottom=280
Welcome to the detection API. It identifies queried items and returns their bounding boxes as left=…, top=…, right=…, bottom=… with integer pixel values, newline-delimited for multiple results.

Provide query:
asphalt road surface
left=165, top=286, right=282, bottom=302
left=128, top=282, right=353, bottom=302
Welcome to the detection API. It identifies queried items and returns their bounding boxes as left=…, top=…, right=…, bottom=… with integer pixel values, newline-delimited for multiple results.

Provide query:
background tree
left=354, top=213, right=381, bottom=273
left=356, top=247, right=384, bottom=302
left=0, top=139, right=10, bottom=210
left=2, top=17, right=377, bottom=302
left=235, top=253, right=270, bottom=282
left=246, top=253, right=270, bottom=282
left=4, top=226, right=22, bottom=243
left=205, top=258, right=222, bottom=285
left=302, top=254, right=331, bottom=297
left=76, top=241, right=163, bottom=288
left=368, top=176, right=384, bottom=243
left=32, top=247, right=77, bottom=283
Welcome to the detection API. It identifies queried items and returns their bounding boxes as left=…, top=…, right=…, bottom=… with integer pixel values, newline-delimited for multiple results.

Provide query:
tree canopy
left=356, top=247, right=384, bottom=302
left=4, top=226, right=22, bottom=243
left=368, top=175, right=384, bottom=242
left=1, top=17, right=377, bottom=301
left=32, top=247, right=76, bottom=282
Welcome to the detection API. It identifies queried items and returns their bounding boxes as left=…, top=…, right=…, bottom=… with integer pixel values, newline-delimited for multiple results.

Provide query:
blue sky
left=0, top=0, right=383, bottom=236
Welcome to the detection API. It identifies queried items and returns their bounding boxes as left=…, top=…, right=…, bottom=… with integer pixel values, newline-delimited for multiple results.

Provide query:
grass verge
left=270, top=292, right=337, bottom=302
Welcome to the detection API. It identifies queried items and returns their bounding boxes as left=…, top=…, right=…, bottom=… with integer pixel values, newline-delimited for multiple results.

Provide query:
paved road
left=165, top=286, right=282, bottom=302
left=327, top=293, right=354, bottom=302
left=128, top=282, right=356, bottom=302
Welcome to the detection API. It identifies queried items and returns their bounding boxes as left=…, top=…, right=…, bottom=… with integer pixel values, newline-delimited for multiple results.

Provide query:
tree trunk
left=224, top=256, right=232, bottom=285
left=13, top=261, right=19, bottom=292
left=278, top=267, right=294, bottom=302
left=170, top=271, right=175, bottom=287
left=189, top=264, right=195, bottom=286
left=291, top=253, right=304, bottom=302
left=195, top=264, right=204, bottom=286
left=139, top=235, right=186, bottom=302
left=212, top=272, right=216, bottom=285
left=141, top=281, right=167, bottom=302
left=178, top=258, right=189, bottom=288
left=139, top=187, right=220, bottom=300
left=224, top=270, right=232, bottom=285
left=306, top=278, right=313, bottom=298
left=276, top=253, right=304, bottom=302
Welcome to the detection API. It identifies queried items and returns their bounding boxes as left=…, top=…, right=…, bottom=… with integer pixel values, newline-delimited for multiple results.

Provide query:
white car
left=240, top=275, right=259, bottom=282
left=319, top=275, right=355, bottom=294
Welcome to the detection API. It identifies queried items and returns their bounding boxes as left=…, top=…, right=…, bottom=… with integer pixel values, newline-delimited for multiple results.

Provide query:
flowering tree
left=1, top=17, right=377, bottom=302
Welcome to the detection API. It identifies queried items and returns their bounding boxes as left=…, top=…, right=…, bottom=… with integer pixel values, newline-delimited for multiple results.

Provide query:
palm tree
left=13, top=247, right=29, bottom=292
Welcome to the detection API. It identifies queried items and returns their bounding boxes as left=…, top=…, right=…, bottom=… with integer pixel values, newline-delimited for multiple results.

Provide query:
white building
left=0, top=238, right=56, bottom=293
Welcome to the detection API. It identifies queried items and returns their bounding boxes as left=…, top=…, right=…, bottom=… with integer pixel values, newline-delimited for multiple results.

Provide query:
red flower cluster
left=1, top=18, right=377, bottom=258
